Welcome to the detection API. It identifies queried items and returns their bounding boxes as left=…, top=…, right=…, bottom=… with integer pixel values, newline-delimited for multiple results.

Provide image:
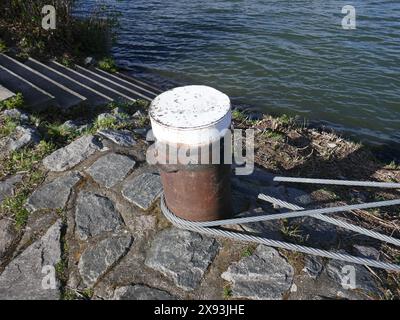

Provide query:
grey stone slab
left=18, top=211, right=59, bottom=251
left=78, top=233, right=133, bottom=287
left=145, top=228, right=219, bottom=291
left=0, top=220, right=62, bottom=300
left=86, top=153, right=136, bottom=188
left=286, top=187, right=312, bottom=206
left=326, top=252, right=381, bottom=296
left=0, top=218, right=18, bottom=263
left=26, top=172, right=81, bottom=212
left=0, top=174, right=22, bottom=204
left=130, top=215, right=156, bottom=237
left=2, top=108, right=29, bottom=122
left=10, top=126, right=40, bottom=151
left=132, top=128, right=150, bottom=138
left=62, top=120, right=89, bottom=133
left=8, top=126, right=40, bottom=151
left=0, top=125, right=40, bottom=153
left=112, top=285, right=176, bottom=300
left=75, top=192, right=124, bottom=240
left=97, top=129, right=137, bottom=147
left=303, top=255, right=324, bottom=279
left=290, top=216, right=338, bottom=247
left=221, top=245, right=294, bottom=300
left=43, top=135, right=103, bottom=172
left=122, top=173, right=163, bottom=210
left=0, top=84, right=15, bottom=101
left=353, top=245, right=380, bottom=260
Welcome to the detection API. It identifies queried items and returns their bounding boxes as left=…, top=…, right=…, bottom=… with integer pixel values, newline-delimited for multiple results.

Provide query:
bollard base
left=160, top=164, right=233, bottom=222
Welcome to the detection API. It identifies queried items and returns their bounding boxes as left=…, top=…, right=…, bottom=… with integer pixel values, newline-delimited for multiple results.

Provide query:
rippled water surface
left=77, top=0, right=400, bottom=146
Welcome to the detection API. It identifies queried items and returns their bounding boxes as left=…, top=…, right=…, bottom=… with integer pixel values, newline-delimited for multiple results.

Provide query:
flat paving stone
left=98, top=129, right=137, bottom=147
left=0, top=220, right=62, bottom=300
left=290, top=216, right=339, bottom=247
left=43, top=135, right=103, bottom=172
left=26, top=172, right=81, bottom=212
left=122, top=173, right=163, bottom=210
left=75, top=192, right=124, bottom=240
left=112, top=285, right=176, bottom=300
left=2, top=109, right=29, bottom=122
left=145, top=227, right=220, bottom=291
left=62, top=120, right=89, bottom=133
left=18, top=211, right=59, bottom=251
left=78, top=233, right=133, bottom=287
left=0, top=218, right=18, bottom=263
left=325, top=254, right=380, bottom=296
left=286, top=187, right=312, bottom=206
left=353, top=245, right=380, bottom=260
left=0, top=125, right=40, bottom=153
left=130, top=215, right=157, bottom=237
left=221, top=245, right=294, bottom=300
left=0, top=174, right=22, bottom=204
left=86, top=153, right=136, bottom=188
left=303, top=255, right=324, bottom=279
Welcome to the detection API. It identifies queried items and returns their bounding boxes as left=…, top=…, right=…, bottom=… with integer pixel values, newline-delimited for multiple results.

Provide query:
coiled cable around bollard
left=160, top=177, right=400, bottom=272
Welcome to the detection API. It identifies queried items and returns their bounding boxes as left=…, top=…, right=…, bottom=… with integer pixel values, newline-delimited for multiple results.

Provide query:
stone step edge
left=50, top=60, right=137, bottom=103
left=27, top=58, right=114, bottom=103
left=0, top=54, right=87, bottom=103
left=75, top=65, right=153, bottom=101
left=93, top=67, right=158, bottom=98
left=0, top=65, right=56, bottom=103
left=115, top=71, right=163, bottom=94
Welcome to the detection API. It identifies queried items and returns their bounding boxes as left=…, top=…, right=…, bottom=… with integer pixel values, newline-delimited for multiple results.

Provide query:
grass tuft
left=0, top=117, right=18, bottom=138
left=0, top=93, right=24, bottom=111
left=232, top=109, right=247, bottom=122
left=262, top=129, right=285, bottom=141
left=93, top=115, right=118, bottom=131
left=223, top=286, right=233, bottom=299
left=98, top=57, right=118, bottom=73
left=241, top=246, right=255, bottom=258
left=0, top=39, right=7, bottom=52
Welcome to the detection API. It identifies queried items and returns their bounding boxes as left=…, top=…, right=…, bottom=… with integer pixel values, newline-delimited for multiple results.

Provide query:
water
left=77, top=0, right=400, bottom=147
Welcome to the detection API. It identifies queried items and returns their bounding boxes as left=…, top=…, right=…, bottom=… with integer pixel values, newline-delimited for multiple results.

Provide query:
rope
left=274, top=176, right=400, bottom=189
left=160, top=175, right=400, bottom=272
left=258, top=194, right=400, bottom=247
left=161, top=196, right=400, bottom=271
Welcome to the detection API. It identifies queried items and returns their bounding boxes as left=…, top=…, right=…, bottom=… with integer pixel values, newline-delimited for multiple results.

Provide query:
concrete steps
left=0, top=53, right=160, bottom=112
left=0, top=66, right=56, bottom=110
left=0, top=84, right=15, bottom=102
left=75, top=65, right=153, bottom=101
left=115, top=71, right=162, bottom=96
left=25, top=58, right=113, bottom=107
left=90, top=67, right=159, bottom=100
left=47, top=61, right=137, bottom=103
left=0, top=54, right=86, bottom=110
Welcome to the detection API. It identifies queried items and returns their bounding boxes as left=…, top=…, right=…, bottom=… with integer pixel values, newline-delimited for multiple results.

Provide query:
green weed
left=0, top=93, right=24, bottom=110
left=98, top=57, right=118, bottom=73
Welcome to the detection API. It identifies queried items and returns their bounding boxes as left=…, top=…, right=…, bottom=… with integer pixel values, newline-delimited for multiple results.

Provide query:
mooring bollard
left=149, top=85, right=233, bottom=221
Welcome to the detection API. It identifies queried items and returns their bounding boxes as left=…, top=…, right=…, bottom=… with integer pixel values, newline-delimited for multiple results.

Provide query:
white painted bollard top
left=149, top=85, right=231, bottom=146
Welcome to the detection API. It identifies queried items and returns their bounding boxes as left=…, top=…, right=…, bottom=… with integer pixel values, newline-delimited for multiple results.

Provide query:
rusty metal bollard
left=149, top=85, right=233, bottom=221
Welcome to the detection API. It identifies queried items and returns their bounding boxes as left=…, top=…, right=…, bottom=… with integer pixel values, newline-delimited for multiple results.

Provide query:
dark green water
left=78, top=0, right=400, bottom=148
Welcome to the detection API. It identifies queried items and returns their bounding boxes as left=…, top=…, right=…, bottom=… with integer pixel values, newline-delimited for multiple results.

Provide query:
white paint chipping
left=149, top=85, right=231, bottom=145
